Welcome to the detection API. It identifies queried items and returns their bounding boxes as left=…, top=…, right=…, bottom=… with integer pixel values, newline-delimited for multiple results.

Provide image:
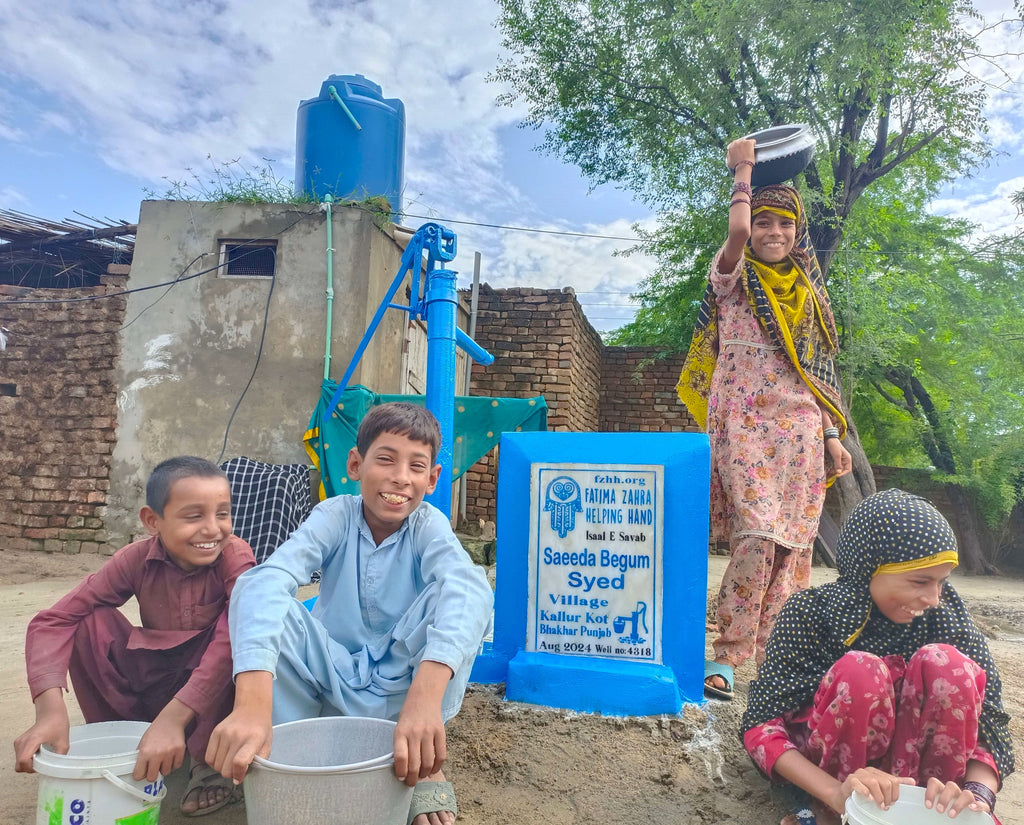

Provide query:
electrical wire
left=216, top=267, right=276, bottom=465
left=2, top=213, right=306, bottom=469
left=395, top=210, right=645, bottom=242
left=121, top=251, right=208, bottom=330
left=329, top=199, right=1021, bottom=261
left=2, top=269, right=207, bottom=304
left=1, top=212, right=310, bottom=306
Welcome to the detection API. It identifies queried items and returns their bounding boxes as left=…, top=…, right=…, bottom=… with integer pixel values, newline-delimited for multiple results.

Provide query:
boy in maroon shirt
left=14, top=456, right=255, bottom=817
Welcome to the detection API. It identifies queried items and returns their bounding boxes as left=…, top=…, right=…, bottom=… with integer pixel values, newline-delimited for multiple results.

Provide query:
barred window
left=218, top=240, right=277, bottom=278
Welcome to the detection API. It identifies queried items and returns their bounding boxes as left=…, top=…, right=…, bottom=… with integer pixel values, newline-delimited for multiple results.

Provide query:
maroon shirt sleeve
left=172, top=536, right=256, bottom=717
left=25, top=540, right=149, bottom=699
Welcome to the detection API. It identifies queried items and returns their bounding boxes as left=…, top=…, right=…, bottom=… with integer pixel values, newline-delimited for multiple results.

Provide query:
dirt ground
left=3, top=549, right=1023, bottom=825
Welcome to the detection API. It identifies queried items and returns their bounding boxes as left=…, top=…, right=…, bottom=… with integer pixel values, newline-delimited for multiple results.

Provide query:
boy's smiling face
left=347, top=430, right=440, bottom=544
left=140, top=476, right=233, bottom=572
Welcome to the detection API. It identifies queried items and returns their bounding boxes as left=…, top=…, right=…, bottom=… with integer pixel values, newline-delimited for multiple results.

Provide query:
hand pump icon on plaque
left=614, top=601, right=648, bottom=645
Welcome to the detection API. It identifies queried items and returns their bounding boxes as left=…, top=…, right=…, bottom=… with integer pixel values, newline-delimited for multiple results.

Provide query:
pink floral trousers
left=795, top=645, right=987, bottom=783
left=713, top=536, right=811, bottom=667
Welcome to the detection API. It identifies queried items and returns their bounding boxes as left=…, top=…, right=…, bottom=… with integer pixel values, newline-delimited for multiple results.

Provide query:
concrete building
left=106, top=199, right=451, bottom=547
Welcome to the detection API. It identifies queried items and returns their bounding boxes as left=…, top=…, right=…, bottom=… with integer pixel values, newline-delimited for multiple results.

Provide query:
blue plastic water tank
left=294, top=74, right=405, bottom=215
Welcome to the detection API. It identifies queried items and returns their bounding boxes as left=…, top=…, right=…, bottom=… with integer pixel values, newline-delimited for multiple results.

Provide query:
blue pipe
left=327, top=85, right=362, bottom=131
left=456, top=327, right=494, bottom=367
left=330, top=223, right=494, bottom=510
left=425, top=267, right=460, bottom=512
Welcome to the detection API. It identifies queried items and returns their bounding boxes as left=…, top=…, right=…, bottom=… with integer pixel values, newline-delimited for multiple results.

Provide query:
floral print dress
left=706, top=252, right=826, bottom=552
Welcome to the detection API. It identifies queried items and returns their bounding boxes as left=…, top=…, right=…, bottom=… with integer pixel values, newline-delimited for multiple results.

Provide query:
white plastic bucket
left=844, top=785, right=993, bottom=825
left=33, top=721, right=166, bottom=825
left=245, top=716, right=415, bottom=825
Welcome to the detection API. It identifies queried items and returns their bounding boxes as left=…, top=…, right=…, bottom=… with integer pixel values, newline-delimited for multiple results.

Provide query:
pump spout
left=456, top=327, right=494, bottom=366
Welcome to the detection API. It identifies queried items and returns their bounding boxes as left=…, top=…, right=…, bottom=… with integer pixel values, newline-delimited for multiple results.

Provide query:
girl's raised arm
left=719, top=138, right=756, bottom=274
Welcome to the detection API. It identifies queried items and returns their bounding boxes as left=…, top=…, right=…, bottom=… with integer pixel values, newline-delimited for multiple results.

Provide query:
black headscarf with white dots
left=742, top=489, right=1014, bottom=779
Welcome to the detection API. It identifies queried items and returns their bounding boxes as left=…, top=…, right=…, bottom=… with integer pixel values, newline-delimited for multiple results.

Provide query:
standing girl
left=677, top=138, right=852, bottom=699
left=742, top=489, right=1013, bottom=823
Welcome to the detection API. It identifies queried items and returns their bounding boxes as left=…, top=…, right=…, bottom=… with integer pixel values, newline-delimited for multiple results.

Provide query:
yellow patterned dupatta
left=676, top=184, right=846, bottom=437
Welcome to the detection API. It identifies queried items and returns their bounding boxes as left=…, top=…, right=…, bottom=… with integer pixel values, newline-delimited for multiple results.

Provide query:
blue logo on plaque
left=614, top=601, right=648, bottom=644
left=544, top=476, right=582, bottom=538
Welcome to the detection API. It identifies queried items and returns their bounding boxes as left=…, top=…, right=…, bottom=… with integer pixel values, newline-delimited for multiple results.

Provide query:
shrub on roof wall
left=145, top=156, right=394, bottom=230
left=147, top=156, right=309, bottom=204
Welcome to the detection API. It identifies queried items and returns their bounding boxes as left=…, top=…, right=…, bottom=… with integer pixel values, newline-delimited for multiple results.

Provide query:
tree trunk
left=883, top=366, right=957, bottom=475
left=796, top=190, right=873, bottom=525
left=827, top=404, right=876, bottom=524
left=946, top=485, right=996, bottom=574
left=809, top=223, right=844, bottom=281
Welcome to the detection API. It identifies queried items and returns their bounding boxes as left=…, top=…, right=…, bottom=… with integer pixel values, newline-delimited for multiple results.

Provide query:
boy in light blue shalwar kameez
left=208, top=403, right=493, bottom=825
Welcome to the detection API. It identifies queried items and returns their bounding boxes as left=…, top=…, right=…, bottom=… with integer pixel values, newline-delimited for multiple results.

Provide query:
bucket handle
left=101, top=770, right=167, bottom=806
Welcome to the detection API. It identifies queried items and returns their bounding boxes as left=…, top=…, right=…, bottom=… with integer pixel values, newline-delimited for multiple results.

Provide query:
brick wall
left=464, top=286, right=600, bottom=522
left=468, top=286, right=601, bottom=430
left=600, top=347, right=697, bottom=433
left=0, top=276, right=695, bottom=551
left=462, top=286, right=699, bottom=525
left=0, top=265, right=129, bottom=554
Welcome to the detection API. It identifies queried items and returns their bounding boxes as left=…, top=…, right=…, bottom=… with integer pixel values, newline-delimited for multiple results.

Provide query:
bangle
left=730, top=197, right=751, bottom=208
left=961, top=781, right=996, bottom=813
left=823, top=426, right=840, bottom=440
left=734, top=160, right=754, bottom=170
left=732, top=181, right=752, bottom=196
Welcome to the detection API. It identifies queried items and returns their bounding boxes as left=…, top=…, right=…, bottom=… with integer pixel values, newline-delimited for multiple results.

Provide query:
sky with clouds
left=0, top=0, right=1021, bottom=334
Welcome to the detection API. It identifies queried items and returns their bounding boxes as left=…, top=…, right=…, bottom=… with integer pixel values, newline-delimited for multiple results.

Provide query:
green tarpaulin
left=303, top=382, right=547, bottom=499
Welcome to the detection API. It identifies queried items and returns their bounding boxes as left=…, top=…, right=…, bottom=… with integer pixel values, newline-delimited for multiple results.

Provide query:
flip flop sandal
left=780, top=784, right=818, bottom=825
left=180, top=761, right=244, bottom=818
left=703, top=659, right=735, bottom=701
left=407, top=780, right=458, bottom=825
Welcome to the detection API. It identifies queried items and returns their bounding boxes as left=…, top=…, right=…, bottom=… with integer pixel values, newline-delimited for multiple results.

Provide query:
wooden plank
left=814, top=508, right=839, bottom=567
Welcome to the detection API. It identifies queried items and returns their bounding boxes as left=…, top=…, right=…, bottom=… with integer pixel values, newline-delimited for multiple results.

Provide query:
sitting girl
left=742, top=489, right=1014, bottom=824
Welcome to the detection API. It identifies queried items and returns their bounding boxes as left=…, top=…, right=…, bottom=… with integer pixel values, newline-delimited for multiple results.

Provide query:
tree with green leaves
left=834, top=184, right=1024, bottom=569
left=495, top=0, right=1019, bottom=521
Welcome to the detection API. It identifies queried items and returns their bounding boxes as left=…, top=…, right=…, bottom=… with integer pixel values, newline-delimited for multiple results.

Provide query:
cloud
left=0, top=121, right=24, bottom=143
left=0, top=0, right=659, bottom=328
left=0, top=0, right=1018, bottom=333
left=456, top=216, right=658, bottom=333
left=0, top=85, right=27, bottom=143
left=985, top=116, right=1024, bottom=154
left=968, top=7, right=1024, bottom=141
left=0, top=0, right=518, bottom=200
left=37, top=111, right=75, bottom=135
left=0, top=186, right=30, bottom=210
left=933, top=175, right=1024, bottom=236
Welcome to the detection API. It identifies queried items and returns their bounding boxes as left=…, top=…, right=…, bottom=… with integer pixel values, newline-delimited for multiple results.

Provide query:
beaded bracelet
left=730, top=197, right=751, bottom=208
left=823, top=426, right=840, bottom=440
left=961, top=781, right=996, bottom=814
left=734, top=160, right=754, bottom=170
left=732, top=181, right=753, bottom=196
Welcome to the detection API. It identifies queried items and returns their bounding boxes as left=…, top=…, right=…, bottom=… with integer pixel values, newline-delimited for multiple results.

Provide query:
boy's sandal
left=180, top=761, right=244, bottom=818
left=407, top=780, right=458, bottom=825
left=703, top=660, right=735, bottom=701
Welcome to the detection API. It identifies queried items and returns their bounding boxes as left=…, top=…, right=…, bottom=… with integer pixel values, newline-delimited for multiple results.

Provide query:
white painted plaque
left=527, top=463, right=663, bottom=662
